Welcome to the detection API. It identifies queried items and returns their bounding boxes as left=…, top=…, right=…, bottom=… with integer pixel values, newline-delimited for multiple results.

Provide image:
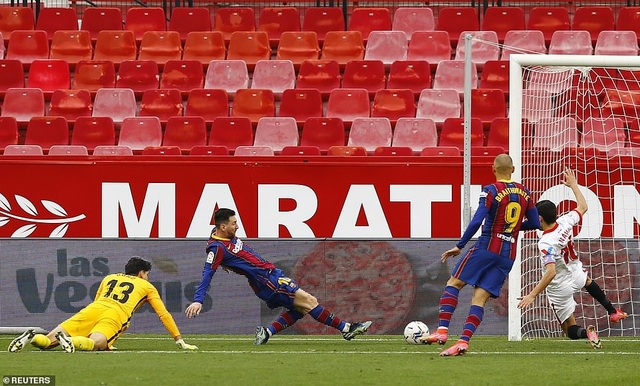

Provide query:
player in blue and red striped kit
left=185, top=208, right=372, bottom=344
left=421, top=154, right=540, bottom=356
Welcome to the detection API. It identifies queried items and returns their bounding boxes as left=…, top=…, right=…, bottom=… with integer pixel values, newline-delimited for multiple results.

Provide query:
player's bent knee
left=89, top=333, right=109, bottom=350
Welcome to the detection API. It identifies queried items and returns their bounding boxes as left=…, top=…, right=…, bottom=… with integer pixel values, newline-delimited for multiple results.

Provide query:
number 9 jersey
left=59, top=273, right=181, bottom=346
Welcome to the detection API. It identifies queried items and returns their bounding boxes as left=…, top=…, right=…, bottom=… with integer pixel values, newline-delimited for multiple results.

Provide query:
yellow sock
left=71, top=336, right=95, bottom=351
left=30, top=334, right=51, bottom=349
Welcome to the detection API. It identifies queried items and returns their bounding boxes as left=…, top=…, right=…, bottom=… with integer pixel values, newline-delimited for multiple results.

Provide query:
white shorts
left=546, top=260, right=588, bottom=324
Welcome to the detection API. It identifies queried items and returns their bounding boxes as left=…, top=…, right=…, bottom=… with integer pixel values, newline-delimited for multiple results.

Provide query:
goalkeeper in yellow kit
left=8, top=256, right=198, bottom=353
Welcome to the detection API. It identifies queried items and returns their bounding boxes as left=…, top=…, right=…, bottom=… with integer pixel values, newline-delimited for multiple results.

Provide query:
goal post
left=508, top=54, right=640, bottom=341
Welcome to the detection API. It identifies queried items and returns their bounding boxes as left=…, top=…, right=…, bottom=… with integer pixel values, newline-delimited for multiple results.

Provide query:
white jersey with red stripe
left=538, top=210, right=583, bottom=289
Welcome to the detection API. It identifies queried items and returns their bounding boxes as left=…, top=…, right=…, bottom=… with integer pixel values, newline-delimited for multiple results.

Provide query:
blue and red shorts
left=451, top=246, right=514, bottom=298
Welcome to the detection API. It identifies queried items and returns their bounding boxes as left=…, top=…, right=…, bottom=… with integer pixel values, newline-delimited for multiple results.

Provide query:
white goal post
left=507, top=54, right=640, bottom=341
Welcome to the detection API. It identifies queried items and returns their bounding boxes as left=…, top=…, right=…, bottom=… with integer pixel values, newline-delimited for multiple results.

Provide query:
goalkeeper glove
left=176, top=339, right=198, bottom=350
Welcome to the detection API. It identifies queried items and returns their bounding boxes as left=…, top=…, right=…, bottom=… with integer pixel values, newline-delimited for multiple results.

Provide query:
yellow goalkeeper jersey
left=93, top=273, right=181, bottom=338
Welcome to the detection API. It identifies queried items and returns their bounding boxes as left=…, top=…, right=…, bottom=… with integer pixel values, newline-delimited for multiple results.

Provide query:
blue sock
left=267, top=310, right=304, bottom=336
left=438, top=285, right=460, bottom=329
left=460, top=305, right=484, bottom=343
left=308, top=305, right=347, bottom=332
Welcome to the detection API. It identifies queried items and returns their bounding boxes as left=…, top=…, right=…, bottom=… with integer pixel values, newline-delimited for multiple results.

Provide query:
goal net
left=507, top=55, right=640, bottom=341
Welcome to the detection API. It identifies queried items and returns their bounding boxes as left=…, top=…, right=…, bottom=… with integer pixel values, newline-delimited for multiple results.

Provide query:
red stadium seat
left=321, top=31, right=365, bottom=68
left=276, top=31, right=320, bottom=68
left=231, top=89, right=275, bottom=124
left=204, top=60, right=249, bottom=97
left=168, top=7, right=212, bottom=41
left=27, top=59, right=71, bottom=98
left=327, top=145, right=367, bottom=156
left=326, top=88, right=370, bottom=125
left=387, top=60, right=432, bottom=97
left=251, top=60, right=296, bottom=98
left=364, top=31, right=408, bottom=66
left=92, top=88, right=137, bottom=123
left=300, top=117, right=346, bottom=153
left=347, top=117, right=392, bottom=152
left=594, top=31, right=639, bottom=56
left=142, top=146, right=182, bottom=155
left=480, top=60, right=510, bottom=95
left=470, top=88, right=506, bottom=128
left=234, top=145, right=274, bottom=156
left=436, top=7, right=479, bottom=47
left=183, top=31, right=226, bottom=66
left=281, top=145, right=321, bottom=156
left=392, top=117, right=438, bottom=153
left=420, top=146, right=461, bottom=157
left=527, top=6, right=570, bottom=45
left=3, top=144, right=43, bottom=155
left=416, top=89, right=460, bottom=125
left=548, top=30, right=593, bottom=55
left=302, top=7, right=344, bottom=44
left=342, top=60, right=386, bottom=95
left=71, top=116, right=116, bottom=151
left=163, top=116, right=208, bottom=151
left=0, top=7, right=35, bottom=42
left=92, top=145, right=133, bottom=156
left=257, top=7, right=301, bottom=47
left=433, top=60, right=478, bottom=94
left=617, top=7, right=640, bottom=44
left=347, top=7, right=392, bottom=41
left=254, top=116, right=299, bottom=152
left=439, top=117, right=484, bottom=150
left=279, top=88, right=323, bottom=125
left=36, top=7, right=79, bottom=40
left=0, top=116, right=18, bottom=152
left=118, top=116, right=163, bottom=152
left=6, top=30, right=49, bottom=66
left=116, top=60, right=160, bottom=97
left=48, top=145, right=89, bottom=156
left=73, top=60, right=117, bottom=93
left=125, top=7, right=166, bottom=41
left=406, top=31, right=451, bottom=71
left=24, top=116, right=69, bottom=152
left=371, top=89, right=416, bottom=123
left=139, top=88, right=184, bottom=122
left=81, top=8, right=123, bottom=41
left=0, top=59, right=25, bottom=97
left=296, top=59, right=341, bottom=98
left=392, top=7, right=435, bottom=40
left=93, top=30, right=137, bottom=66
left=2, top=88, right=45, bottom=124
left=454, top=30, right=500, bottom=69
left=209, top=116, right=254, bottom=151
left=138, top=31, right=183, bottom=67
left=50, top=30, right=93, bottom=67
left=48, top=89, right=93, bottom=123
left=189, top=145, right=230, bottom=156
left=572, top=6, right=614, bottom=44
left=160, top=60, right=204, bottom=95
left=501, top=30, right=547, bottom=60
left=226, top=31, right=271, bottom=70
left=213, top=7, right=256, bottom=43
left=481, top=7, right=525, bottom=43
left=185, top=89, right=229, bottom=123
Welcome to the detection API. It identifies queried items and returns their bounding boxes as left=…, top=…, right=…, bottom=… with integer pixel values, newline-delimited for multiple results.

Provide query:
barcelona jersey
left=456, top=180, right=538, bottom=260
left=193, top=231, right=276, bottom=303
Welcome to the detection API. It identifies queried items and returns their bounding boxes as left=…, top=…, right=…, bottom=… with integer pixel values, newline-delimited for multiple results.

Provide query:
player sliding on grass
left=517, top=167, right=628, bottom=349
left=185, top=208, right=372, bottom=345
left=420, top=154, right=540, bottom=356
left=8, top=257, right=198, bottom=353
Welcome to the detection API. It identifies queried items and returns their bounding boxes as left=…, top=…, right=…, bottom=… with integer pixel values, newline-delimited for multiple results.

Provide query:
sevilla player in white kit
left=518, top=167, right=628, bottom=349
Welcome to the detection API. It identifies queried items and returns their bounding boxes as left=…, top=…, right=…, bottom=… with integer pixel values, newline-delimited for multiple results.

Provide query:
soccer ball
left=403, top=321, right=429, bottom=344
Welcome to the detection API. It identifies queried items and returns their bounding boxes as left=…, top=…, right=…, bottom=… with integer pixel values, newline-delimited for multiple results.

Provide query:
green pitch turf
left=2, top=334, right=639, bottom=386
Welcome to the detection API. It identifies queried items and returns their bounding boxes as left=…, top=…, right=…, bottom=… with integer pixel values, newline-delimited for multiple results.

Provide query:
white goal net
left=507, top=55, right=640, bottom=340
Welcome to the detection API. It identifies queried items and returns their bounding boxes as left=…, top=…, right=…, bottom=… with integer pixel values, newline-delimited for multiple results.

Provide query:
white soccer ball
left=403, top=321, right=429, bottom=344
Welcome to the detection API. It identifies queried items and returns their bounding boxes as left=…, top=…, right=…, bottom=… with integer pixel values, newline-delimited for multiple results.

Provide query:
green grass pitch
left=2, top=334, right=640, bottom=386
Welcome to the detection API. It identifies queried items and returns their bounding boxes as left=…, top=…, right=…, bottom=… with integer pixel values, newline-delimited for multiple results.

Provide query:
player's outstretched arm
left=561, top=167, right=588, bottom=215
left=185, top=302, right=202, bottom=318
